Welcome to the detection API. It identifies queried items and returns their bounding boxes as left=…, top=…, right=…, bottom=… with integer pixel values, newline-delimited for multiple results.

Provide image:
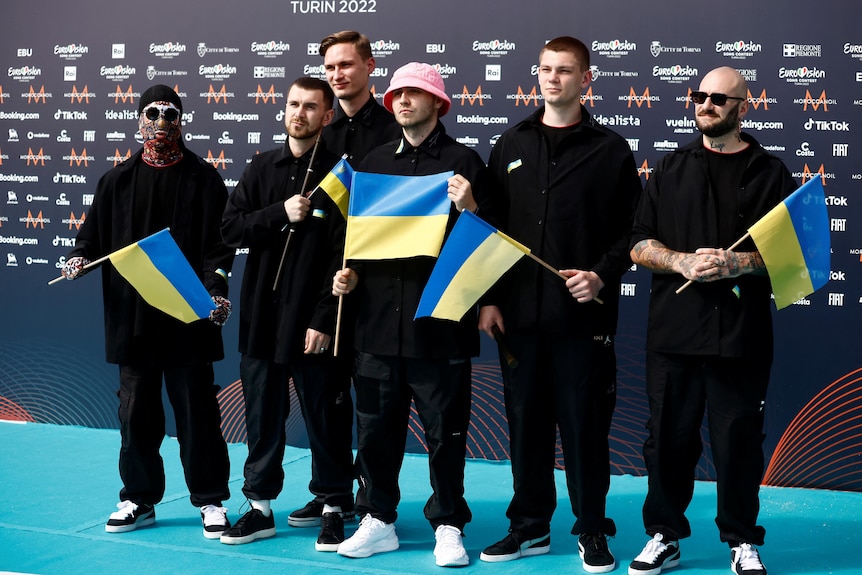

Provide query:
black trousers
left=641, top=351, right=769, bottom=546
left=239, top=355, right=354, bottom=507
left=117, top=363, right=230, bottom=508
left=352, top=353, right=473, bottom=530
left=501, top=332, right=617, bottom=537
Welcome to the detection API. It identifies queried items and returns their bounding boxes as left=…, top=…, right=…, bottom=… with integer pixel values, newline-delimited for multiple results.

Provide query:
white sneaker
left=337, top=513, right=399, bottom=558
left=434, top=525, right=469, bottom=567
left=200, top=504, right=230, bottom=540
left=730, top=543, right=767, bottom=575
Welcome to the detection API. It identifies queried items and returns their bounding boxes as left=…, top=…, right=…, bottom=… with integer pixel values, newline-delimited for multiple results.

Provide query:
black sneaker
left=219, top=508, right=276, bottom=545
left=287, top=499, right=355, bottom=527
left=730, top=543, right=767, bottom=575
left=479, top=529, right=550, bottom=562
left=579, top=533, right=616, bottom=573
left=628, top=533, right=680, bottom=575
left=315, top=512, right=345, bottom=552
left=105, top=500, right=155, bottom=533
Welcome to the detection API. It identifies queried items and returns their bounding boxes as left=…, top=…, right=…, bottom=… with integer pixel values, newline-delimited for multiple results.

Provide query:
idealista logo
left=199, top=63, right=238, bottom=81
left=453, top=85, right=490, bottom=106
left=793, top=89, right=835, bottom=111
left=100, top=64, right=136, bottom=82
left=24, top=85, right=50, bottom=103
left=251, top=41, right=290, bottom=58
left=620, top=86, right=659, bottom=108
left=249, top=84, right=282, bottom=104
left=150, top=42, right=186, bottom=59
left=7, top=65, right=41, bottom=82
left=202, top=84, right=234, bottom=103
left=715, top=40, right=762, bottom=59
left=370, top=40, right=400, bottom=57
left=779, top=66, right=826, bottom=86
left=652, top=64, right=698, bottom=84
left=65, top=85, right=95, bottom=103
left=472, top=39, right=516, bottom=58
left=54, top=43, right=89, bottom=61
left=591, top=39, right=637, bottom=59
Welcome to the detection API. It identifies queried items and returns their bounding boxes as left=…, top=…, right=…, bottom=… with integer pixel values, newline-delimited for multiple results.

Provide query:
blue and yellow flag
left=315, top=155, right=353, bottom=220
left=416, top=210, right=530, bottom=321
left=748, top=175, right=830, bottom=309
left=109, top=229, right=216, bottom=323
left=345, top=171, right=453, bottom=260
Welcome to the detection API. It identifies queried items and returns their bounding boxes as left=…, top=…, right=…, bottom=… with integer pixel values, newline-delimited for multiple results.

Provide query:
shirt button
left=538, top=219, right=543, bottom=225
left=395, top=306, right=400, bottom=312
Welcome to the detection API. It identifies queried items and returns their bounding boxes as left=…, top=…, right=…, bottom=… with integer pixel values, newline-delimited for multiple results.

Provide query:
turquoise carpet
left=0, top=420, right=858, bottom=575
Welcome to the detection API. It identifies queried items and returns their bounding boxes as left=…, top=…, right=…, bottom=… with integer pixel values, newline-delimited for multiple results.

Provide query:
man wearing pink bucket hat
left=332, top=62, right=488, bottom=567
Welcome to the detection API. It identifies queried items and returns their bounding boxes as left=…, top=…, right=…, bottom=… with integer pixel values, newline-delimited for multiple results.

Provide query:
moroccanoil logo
left=25, top=210, right=45, bottom=228
left=454, top=85, right=489, bottom=106
left=25, top=147, right=48, bottom=166
left=253, top=84, right=278, bottom=104
left=622, top=86, right=658, bottom=108
left=68, top=147, right=89, bottom=167
left=112, top=84, right=135, bottom=104
left=638, top=158, right=653, bottom=180
left=27, top=85, right=47, bottom=103
left=68, top=210, right=86, bottom=230
left=205, top=84, right=229, bottom=104
left=747, top=88, right=777, bottom=111
left=206, top=150, right=228, bottom=170
left=580, top=86, right=601, bottom=108
left=801, top=164, right=829, bottom=185
left=68, top=85, right=92, bottom=104
left=801, top=90, right=831, bottom=111
left=110, top=149, right=132, bottom=166
left=510, top=86, right=541, bottom=107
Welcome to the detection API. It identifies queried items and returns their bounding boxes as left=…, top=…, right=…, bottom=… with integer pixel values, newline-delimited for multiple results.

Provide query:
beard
left=696, top=106, right=740, bottom=138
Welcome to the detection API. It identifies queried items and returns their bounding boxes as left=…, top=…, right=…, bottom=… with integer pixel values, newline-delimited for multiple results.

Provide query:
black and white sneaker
left=730, top=543, right=767, bottom=575
left=200, top=504, right=230, bottom=540
left=629, top=533, right=680, bottom=575
left=105, top=500, right=155, bottom=533
left=579, top=533, right=616, bottom=573
left=219, top=508, right=276, bottom=545
left=479, top=529, right=550, bottom=562
left=287, top=499, right=355, bottom=527
left=315, top=512, right=345, bottom=552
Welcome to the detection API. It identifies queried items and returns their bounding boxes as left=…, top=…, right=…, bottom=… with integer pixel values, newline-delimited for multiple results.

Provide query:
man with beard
left=627, top=66, right=796, bottom=575
left=219, top=77, right=345, bottom=549
left=331, top=62, right=487, bottom=567
left=61, top=84, right=234, bottom=539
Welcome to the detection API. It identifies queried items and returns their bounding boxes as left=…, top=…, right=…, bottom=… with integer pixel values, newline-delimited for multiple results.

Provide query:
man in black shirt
left=628, top=66, right=795, bottom=575
left=331, top=62, right=487, bottom=567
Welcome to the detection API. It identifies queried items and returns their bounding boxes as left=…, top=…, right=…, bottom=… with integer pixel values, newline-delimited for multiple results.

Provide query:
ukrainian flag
left=748, top=175, right=831, bottom=309
left=345, top=171, right=453, bottom=260
left=416, top=210, right=530, bottom=321
left=109, top=229, right=216, bottom=323
left=316, top=155, right=353, bottom=220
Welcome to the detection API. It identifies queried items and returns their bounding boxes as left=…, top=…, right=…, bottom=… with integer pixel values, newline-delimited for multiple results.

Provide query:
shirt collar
left=331, top=93, right=378, bottom=127
left=393, top=122, right=446, bottom=158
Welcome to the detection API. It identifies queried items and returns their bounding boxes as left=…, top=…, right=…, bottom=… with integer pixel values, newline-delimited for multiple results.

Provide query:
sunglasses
left=689, top=91, right=745, bottom=106
left=143, top=105, right=180, bottom=123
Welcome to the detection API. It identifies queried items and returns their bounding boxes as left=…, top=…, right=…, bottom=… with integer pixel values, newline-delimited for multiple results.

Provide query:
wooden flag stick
left=527, top=252, right=604, bottom=305
left=674, top=232, right=751, bottom=294
left=47, top=255, right=109, bottom=285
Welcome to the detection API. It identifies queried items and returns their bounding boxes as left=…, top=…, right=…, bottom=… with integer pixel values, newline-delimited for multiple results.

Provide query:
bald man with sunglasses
left=627, top=66, right=797, bottom=575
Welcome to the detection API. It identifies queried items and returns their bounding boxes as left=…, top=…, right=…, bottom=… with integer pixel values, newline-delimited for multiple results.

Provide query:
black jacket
left=70, top=149, right=233, bottom=365
left=631, top=133, right=797, bottom=359
left=221, top=141, right=342, bottom=364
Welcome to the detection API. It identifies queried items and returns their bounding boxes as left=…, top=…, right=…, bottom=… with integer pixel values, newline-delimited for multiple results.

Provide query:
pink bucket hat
left=383, top=62, right=451, bottom=117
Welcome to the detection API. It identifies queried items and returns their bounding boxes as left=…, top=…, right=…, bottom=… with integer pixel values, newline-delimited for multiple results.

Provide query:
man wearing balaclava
left=61, top=84, right=234, bottom=539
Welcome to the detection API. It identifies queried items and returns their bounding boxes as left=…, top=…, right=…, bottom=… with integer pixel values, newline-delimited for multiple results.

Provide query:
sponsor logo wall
left=1, top=0, right=859, bottom=490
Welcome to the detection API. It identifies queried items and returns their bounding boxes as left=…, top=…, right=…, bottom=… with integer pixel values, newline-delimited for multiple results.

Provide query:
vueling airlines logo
left=26, top=210, right=45, bottom=228
left=253, top=84, right=277, bottom=104
left=27, top=85, right=47, bottom=103
left=68, top=210, right=86, bottom=230
left=69, top=85, right=92, bottom=104
left=206, top=84, right=229, bottom=103
left=206, top=150, right=228, bottom=170
left=624, top=86, right=657, bottom=108
left=112, top=84, right=135, bottom=104
left=26, top=147, right=48, bottom=165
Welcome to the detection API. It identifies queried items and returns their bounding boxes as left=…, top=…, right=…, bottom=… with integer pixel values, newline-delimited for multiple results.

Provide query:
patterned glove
left=209, top=295, right=232, bottom=327
left=61, top=256, right=90, bottom=280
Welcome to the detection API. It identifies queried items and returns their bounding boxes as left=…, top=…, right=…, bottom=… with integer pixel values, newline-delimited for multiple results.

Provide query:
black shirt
left=321, top=94, right=401, bottom=166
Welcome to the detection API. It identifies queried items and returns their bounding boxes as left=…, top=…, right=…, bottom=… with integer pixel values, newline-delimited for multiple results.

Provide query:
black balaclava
left=138, top=84, right=184, bottom=167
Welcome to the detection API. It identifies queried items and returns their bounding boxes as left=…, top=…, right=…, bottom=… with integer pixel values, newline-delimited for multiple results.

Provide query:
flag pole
left=272, top=133, right=322, bottom=291
left=47, top=256, right=108, bottom=285
left=674, top=232, right=751, bottom=294
left=527, top=252, right=604, bottom=305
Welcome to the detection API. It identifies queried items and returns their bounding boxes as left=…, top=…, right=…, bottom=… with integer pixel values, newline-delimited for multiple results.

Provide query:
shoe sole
left=337, top=540, right=399, bottom=558
left=479, top=545, right=549, bottom=563
left=288, top=511, right=356, bottom=528
left=105, top=514, right=155, bottom=533
left=315, top=541, right=342, bottom=552
left=219, top=527, right=277, bottom=545
left=628, top=557, right=680, bottom=575
left=436, top=555, right=469, bottom=567
left=583, top=559, right=617, bottom=574
left=203, top=528, right=228, bottom=540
